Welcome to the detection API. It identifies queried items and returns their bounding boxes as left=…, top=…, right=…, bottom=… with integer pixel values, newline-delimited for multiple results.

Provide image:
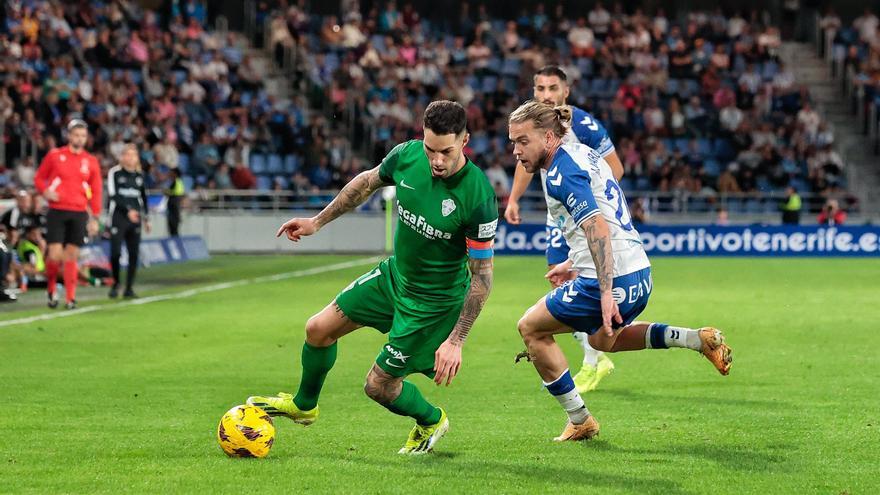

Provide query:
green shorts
left=335, top=258, right=464, bottom=378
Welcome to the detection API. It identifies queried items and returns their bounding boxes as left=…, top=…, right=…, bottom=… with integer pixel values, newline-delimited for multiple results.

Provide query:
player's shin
left=384, top=381, right=442, bottom=426
left=45, top=259, right=59, bottom=294
left=544, top=369, right=590, bottom=424
left=62, top=260, right=77, bottom=302
left=292, top=341, right=337, bottom=411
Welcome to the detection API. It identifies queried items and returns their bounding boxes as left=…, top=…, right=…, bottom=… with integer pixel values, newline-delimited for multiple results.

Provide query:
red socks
left=63, top=260, right=78, bottom=303
left=46, top=259, right=60, bottom=295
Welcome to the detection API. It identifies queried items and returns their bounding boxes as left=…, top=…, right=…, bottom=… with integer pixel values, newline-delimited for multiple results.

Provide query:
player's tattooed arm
left=448, top=256, right=494, bottom=345
left=582, top=215, right=614, bottom=293
left=313, top=166, right=392, bottom=229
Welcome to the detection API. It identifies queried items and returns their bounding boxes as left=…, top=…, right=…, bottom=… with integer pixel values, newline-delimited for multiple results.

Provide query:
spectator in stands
left=854, top=8, right=879, bottom=44
left=817, top=199, right=847, bottom=225
left=780, top=186, right=802, bottom=225
left=165, top=168, right=185, bottom=237
left=715, top=208, right=730, bottom=226
left=232, top=162, right=257, bottom=190
left=568, top=18, right=595, bottom=58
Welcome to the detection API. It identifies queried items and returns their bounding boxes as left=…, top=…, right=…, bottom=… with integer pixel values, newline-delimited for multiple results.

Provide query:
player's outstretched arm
left=582, top=215, right=622, bottom=336
left=433, top=253, right=494, bottom=386
left=276, top=165, right=391, bottom=242
left=605, top=150, right=625, bottom=181
left=504, top=165, right=534, bottom=224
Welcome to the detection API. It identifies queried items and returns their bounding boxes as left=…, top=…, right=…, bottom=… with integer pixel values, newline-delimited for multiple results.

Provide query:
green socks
left=293, top=341, right=338, bottom=411
left=293, top=342, right=440, bottom=426
left=385, top=381, right=442, bottom=426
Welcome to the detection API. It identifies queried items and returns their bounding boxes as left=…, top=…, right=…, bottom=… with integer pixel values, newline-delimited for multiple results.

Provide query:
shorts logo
left=441, top=198, right=456, bottom=217
left=561, top=283, right=578, bottom=303
left=612, top=287, right=626, bottom=304
left=478, top=219, right=497, bottom=238
left=384, top=345, right=409, bottom=369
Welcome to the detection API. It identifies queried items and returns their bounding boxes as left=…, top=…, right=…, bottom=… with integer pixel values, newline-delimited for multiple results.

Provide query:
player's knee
left=363, top=377, right=393, bottom=405
left=304, top=314, right=333, bottom=346
left=517, top=315, right=537, bottom=343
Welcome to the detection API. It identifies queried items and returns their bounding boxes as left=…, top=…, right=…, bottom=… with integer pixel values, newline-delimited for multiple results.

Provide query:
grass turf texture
left=0, top=255, right=876, bottom=494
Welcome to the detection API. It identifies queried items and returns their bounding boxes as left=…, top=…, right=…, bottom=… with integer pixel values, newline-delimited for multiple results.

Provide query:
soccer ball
left=217, top=404, right=276, bottom=458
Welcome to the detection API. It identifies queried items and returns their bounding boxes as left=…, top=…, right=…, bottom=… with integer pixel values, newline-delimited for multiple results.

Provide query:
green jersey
left=379, top=140, right=498, bottom=301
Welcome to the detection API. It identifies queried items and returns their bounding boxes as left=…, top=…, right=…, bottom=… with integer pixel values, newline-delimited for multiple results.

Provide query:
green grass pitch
left=0, top=254, right=877, bottom=494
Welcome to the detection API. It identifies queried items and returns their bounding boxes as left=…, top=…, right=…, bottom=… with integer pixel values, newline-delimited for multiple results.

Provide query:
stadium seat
left=703, top=159, right=722, bottom=177
left=576, top=57, right=593, bottom=77
left=274, top=176, right=290, bottom=189
left=481, top=76, right=498, bottom=93
left=469, top=135, right=490, bottom=155
left=713, top=139, right=735, bottom=161
left=283, top=155, right=300, bottom=174
left=178, top=154, right=190, bottom=174
left=250, top=153, right=266, bottom=174
left=256, top=176, right=272, bottom=190
left=486, top=57, right=503, bottom=75
left=501, top=58, right=521, bottom=77
left=267, top=154, right=283, bottom=174
left=698, top=138, right=714, bottom=156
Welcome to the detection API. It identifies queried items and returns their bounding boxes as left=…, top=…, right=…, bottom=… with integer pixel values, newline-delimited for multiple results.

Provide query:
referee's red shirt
left=34, top=146, right=103, bottom=214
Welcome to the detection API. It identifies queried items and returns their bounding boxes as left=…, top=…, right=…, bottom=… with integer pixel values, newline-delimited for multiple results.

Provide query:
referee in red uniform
left=34, top=119, right=102, bottom=309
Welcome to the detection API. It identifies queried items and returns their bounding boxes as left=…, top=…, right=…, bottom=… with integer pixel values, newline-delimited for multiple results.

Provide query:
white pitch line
left=0, top=256, right=383, bottom=328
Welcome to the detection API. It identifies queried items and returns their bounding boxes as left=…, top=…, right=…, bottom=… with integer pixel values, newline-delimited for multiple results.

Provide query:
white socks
left=646, top=323, right=702, bottom=351
left=544, top=369, right=591, bottom=424
left=573, top=332, right=601, bottom=367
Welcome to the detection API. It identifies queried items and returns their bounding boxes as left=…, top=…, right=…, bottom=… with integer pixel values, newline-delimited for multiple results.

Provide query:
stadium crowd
left=266, top=1, right=852, bottom=211
left=0, top=0, right=855, bottom=210
left=821, top=8, right=880, bottom=126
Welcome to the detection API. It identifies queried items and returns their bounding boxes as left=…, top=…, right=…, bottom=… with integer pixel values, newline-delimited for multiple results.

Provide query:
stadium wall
left=144, top=212, right=386, bottom=253
left=142, top=213, right=878, bottom=256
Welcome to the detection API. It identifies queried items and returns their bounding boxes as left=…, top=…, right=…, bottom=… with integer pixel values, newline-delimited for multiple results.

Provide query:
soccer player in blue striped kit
left=508, top=100, right=733, bottom=442
left=505, top=66, right=625, bottom=393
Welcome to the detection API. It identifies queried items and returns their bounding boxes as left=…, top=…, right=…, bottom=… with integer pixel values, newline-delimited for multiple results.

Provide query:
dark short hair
left=534, top=65, right=568, bottom=83
left=423, top=100, right=467, bottom=136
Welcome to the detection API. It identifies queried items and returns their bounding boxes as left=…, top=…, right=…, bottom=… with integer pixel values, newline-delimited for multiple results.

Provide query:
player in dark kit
left=107, top=144, right=151, bottom=299
left=34, top=119, right=102, bottom=310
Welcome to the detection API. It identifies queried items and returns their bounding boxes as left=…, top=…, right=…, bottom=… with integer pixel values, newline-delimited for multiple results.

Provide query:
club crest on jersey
left=80, top=160, right=89, bottom=174
left=441, top=198, right=456, bottom=217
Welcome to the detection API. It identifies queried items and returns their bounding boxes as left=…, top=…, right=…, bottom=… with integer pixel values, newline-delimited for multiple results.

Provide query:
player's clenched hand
left=433, top=339, right=462, bottom=386
left=276, top=217, right=318, bottom=242
left=599, top=291, right=623, bottom=337
left=43, top=190, right=59, bottom=202
left=504, top=201, right=521, bottom=224
left=545, top=259, right=574, bottom=287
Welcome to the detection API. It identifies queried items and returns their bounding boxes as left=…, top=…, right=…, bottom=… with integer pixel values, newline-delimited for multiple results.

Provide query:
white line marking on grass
left=0, top=256, right=383, bottom=328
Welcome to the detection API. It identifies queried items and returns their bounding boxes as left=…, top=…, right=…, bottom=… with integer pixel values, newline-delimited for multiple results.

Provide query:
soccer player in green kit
left=248, top=101, right=498, bottom=455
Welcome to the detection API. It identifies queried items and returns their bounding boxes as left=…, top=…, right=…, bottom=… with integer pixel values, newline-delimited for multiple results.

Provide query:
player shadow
left=312, top=452, right=690, bottom=494
left=589, top=440, right=792, bottom=472
left=598, top=388, right=790, bottom=410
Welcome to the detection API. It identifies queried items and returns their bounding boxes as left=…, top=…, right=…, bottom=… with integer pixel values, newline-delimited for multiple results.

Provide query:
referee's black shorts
left=46, top=208, right=88, bottom=247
